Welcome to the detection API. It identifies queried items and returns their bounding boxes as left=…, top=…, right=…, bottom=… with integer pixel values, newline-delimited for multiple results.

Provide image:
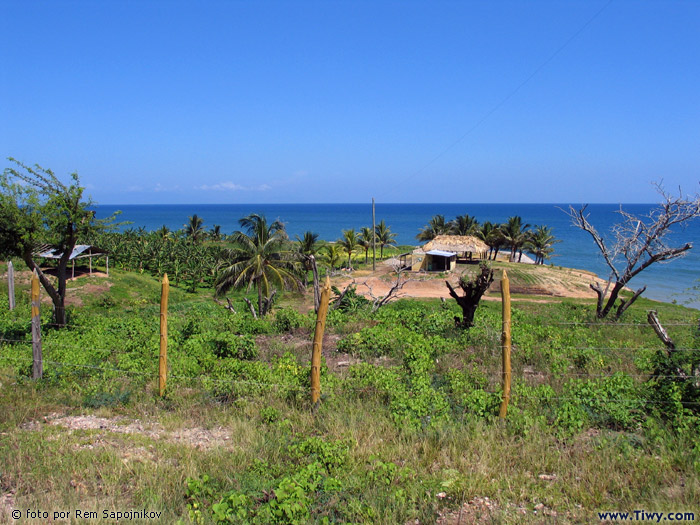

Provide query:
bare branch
left=360, top=265, right=413, bottom=311
left=566, top=205, right=620, bottom=280
left=243, top=297, right=258, bottom=319
left=566, top=183, right=700, bottom=318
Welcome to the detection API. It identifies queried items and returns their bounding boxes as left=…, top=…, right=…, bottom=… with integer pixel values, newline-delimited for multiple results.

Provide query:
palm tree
left=528, top=225, right=560, bottom=264
left=449, top=214, right=479, bottom=236
left=477, top=221, right=505, bottom=260
left=416, top=214, right=450, bottom=242
left=156, top=225, right=171, bottom=241
left=185, top=214, right=205, bottom=243
left=322, top=244, right=343, bottom=271
left=210, top=224, right=222, bottom=241
left=296, top=230, right=319, bottom=258
left=295, top=230, right=319, bottom=285
left=375, top=220, right=398, bottom=259
left=358, top=227, right=374, bottom=264
left=215, top=214, right=301, bottom=316
left=296, top=230, right=321, bottom=310
left=501, top=216, right=531, bottom=262
left=338, top=228, right=359, bottom=269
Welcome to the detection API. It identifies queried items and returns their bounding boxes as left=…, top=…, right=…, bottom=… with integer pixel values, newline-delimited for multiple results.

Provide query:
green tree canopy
left=528, top=225, right=559, bottom=265
left=185, top=214, right=205, bottom=243
left=322, top=244, right=343, bottom=271
left=416, top=214, right=449, bottom=242
left=215, top=214, right=301, bottom=316
left=358, top=226, right=374, bottom=264
left=501, top=216, right=531, bottom=261
left=1, top=158, right=113, bottom=325
left=375, top=220, right=397, bottom=259
left=338, top=229, right=359, bottom=270
left=449, top=214, right=479, bottom=236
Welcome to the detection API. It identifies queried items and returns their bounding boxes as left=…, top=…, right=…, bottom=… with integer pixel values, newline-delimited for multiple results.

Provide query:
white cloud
left=196, top=181, right=270, bottom=192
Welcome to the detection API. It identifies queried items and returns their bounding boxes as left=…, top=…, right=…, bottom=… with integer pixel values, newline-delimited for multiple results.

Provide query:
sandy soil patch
left=435, top=495, right=562, bottom=524
left=334, top=260, right=609, bottom=302
left=32, top=414, right=233, bottom=450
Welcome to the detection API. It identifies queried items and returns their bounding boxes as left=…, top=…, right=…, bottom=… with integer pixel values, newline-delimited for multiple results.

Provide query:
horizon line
left=92, top=201, right=659, bottom=206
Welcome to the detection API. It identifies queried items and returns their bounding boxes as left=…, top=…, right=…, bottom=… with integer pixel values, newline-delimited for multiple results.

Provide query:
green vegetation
left=1, top=159, right=115, bottom=325
left=568, top=188, right=700, bottom=319
left=416, top=212, right=560, bottom=265
left=0, top=259, right=698, bottom=523
left=215, top=214, right=302, bottom=317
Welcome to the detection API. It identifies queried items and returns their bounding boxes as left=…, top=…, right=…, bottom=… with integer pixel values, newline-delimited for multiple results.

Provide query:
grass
left=0, top=260, right=699, bottom=523
left=2, top=379, right=699, bottom=523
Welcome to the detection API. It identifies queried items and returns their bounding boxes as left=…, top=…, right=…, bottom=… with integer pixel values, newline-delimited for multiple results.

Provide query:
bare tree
left=567, top=184, right=700, bottom=319
left=445, top=263, right=494, bottom=328
left=333, top=260, right=413, bottom=312
left=360, top=260, right=412, bottom=311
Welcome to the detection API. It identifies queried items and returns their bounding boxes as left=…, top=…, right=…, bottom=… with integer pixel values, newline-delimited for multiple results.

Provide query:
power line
left=375, top=0, right=615, bottom=200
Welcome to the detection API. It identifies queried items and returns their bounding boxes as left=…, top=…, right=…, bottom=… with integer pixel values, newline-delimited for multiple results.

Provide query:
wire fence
left=1, top=335, right=698, bottom=411
left=2, top=269, right=698, bottom=423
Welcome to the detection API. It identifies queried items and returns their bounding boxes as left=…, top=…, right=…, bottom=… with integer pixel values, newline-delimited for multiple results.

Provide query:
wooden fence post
left=31, top=270, right=42, bottom=379
left=311, top=276, right=332, bottom=407
left=159, top=274, right=169, bottom=396
left=499, top=269, right=511, bottom=419
left=7, top=261, right=15, bottom=310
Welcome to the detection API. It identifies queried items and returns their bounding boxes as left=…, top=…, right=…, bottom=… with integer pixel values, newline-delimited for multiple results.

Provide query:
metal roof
left=37, top=245, right=106, bottom=260
left=425, top=249, right=456, bottom=257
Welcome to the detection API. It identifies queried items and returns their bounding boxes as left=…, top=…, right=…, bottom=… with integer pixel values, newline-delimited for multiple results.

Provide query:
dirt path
left=334, top=259, right=608, bottom=301
left=25, top=413, right=234, bottom=451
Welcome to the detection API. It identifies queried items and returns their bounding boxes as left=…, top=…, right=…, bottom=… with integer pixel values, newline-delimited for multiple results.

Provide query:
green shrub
left=273, top=308, right=312, bottom=333
left=82, top=387, right=132, bottom=408
left=555, top=373, right=644, bottom=433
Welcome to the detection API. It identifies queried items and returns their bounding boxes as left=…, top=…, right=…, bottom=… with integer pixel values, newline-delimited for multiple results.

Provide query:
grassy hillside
left=0, top=261, right=698, bottom=523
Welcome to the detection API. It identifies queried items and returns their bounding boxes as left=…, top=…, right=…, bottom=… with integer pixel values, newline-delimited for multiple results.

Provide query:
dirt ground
left=23, top=413, right=234, bottom=451
left=334, top=258, right=608, bottom=302
left=4, top=267, right=112, bottom=308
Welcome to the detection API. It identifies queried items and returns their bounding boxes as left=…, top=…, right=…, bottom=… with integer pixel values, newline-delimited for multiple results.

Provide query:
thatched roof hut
left=422, top=235, right=488, bottom=254
left=409, top=235, right=489, bottom=272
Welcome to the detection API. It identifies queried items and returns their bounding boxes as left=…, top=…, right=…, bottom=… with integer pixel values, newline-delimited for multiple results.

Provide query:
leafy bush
left=347, top=332, right=451, bottom=430
left=647, top=325, right=700, bottom=425
left=186, top=437, right=350, bottom=524
left=337, top=325, right=409, bottom=357
left=555, top=373, right=643, bottom=433
left=82, top=387, right=132, bottom=408
left=331, top=285, right=370, bottom=312
left=273, top=308, right=313, bottom=333
left=446, top=368, right=500, bottom=418
left=184, top=331, right=257, bottom=360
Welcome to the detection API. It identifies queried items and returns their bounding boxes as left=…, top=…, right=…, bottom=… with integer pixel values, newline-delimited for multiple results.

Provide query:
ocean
left=93, top=203, right=700, bottom=308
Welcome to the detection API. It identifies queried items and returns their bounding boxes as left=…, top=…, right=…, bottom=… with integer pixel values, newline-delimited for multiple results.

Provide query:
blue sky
left=1, top=0, right=699, bottom=204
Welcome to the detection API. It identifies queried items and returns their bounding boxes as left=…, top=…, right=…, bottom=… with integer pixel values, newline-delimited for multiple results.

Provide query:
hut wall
left=411, top=251, right=426, bottom=271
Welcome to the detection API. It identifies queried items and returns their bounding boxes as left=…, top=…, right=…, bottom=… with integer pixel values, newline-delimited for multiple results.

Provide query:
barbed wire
left=2, top=353, right=698, bottom=406
left=537, top=321, right=698, bottom=327
left=512, top=346, right=700, bottom=352
left=336, top=386, right=700, bottom=407
left=0, top=355, right=307, bottom=391
left=29, top=316, right=700, bottom=330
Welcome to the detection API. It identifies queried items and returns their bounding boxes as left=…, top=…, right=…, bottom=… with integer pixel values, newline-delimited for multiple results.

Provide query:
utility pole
left=372, top=198, right=376, bottom=272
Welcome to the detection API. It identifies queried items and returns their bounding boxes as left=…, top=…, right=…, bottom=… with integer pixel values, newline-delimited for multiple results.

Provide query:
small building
left=410, top=235, right=489, bottom=272
left=36, top=245, right=109, bottom=278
